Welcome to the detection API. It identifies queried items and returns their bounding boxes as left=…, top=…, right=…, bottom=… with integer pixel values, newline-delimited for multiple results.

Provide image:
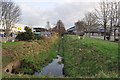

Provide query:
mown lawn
left=62, top=35, right=118, bottom=78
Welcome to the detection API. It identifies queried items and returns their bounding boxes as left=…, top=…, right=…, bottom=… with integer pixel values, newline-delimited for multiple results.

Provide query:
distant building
left=67, top=26, right=76, bottom=33
left=66, top=26, right=76, bottom=35
left=0, top=24, right=27, bottom=37
left=13, top=24, right=26, bottom=33
left=67, top=25, right=85, bottom=35
left=32, top=26, right=51, bottom=37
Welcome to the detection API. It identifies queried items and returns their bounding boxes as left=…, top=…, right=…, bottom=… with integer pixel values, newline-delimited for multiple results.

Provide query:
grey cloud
left=18, top=2, right=96, bottom=29
left=50, top=2, right=96, bottom=28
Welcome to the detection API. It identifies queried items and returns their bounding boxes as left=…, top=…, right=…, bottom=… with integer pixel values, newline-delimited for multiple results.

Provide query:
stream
left=34, top=55, right=64, bottom=77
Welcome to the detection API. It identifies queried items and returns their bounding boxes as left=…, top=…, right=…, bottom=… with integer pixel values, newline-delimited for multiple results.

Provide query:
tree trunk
left=104, top=21, right=107, bottom=40
left=114, top=29, right=116, bottom=41
left=89, top=32, right=91, bottom=37
left=109, top=17, right=113, bottom=40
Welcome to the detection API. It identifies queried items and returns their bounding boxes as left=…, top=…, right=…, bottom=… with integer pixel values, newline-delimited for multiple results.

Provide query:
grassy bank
left=2, top=42, right=25, bottom=48
left=2, top=41, right=25, bottom=68
left=2, top=33, right=59, bottom=78
left=62, top=35, right=118, bottom=78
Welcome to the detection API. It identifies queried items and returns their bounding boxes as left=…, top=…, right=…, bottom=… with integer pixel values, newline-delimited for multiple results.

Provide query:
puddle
left=34, top=55, right=64, bottom=77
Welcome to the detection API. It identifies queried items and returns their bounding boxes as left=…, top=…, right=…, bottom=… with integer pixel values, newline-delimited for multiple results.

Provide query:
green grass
left=2, top=35, right=119, bottom=78
left=2, top=41, right=25, bottom=67
left=19, top=39, right=59, bottom=74
left=2, top=72, right=50, bottom=78
left=2, top=41, right=24, bottom=48
left=2, top=35, right=59, bottom=78
left=2, top=55, right=13, bottom=68
left=62, top=35, right=118, bottom=78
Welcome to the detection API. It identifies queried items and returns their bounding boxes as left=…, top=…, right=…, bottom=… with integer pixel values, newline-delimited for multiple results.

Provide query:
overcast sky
left=13, top=0, right=118, bottom=29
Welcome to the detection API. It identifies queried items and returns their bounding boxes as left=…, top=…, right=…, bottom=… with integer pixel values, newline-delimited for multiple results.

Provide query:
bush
left=16, top=26, right=35, bottom=41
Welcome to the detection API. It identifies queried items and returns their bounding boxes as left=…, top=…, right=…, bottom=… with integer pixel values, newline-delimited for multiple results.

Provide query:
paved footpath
left=90, top=35, right=115, bottom=41
left=0, top=37, right=15, bottom=42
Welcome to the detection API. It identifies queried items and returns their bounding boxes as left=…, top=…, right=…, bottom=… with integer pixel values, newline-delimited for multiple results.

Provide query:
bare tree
left=95, top=0, right=111, bottom=40
left=56, top=20, right=66, bottom=36
left=112, top=1, right=119, bottom=41
left=1, top=0, right=21, bottom=39
left=118, top=2, right=120, bottom=34
left=74, top=20, right=86, bottom=36
left=0, top=0, right=1, bottom=17
left=83, top=12, right=99, bottom=37
left=105, top=1, right=119, bottom=41
left=108, top=2, right=114, bottom=40
left=52, top=20, right=66, bottom=36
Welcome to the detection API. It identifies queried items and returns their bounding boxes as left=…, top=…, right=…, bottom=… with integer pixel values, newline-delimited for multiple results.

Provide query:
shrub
left=16, top=26, right=35, bottom=41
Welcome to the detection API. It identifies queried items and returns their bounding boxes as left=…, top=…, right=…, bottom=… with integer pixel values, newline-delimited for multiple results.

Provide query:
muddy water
left=34, top=55, right=64, bottom=77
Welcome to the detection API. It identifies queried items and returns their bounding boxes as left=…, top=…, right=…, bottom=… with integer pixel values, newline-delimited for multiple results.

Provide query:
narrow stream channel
left=34, top=55, right=64, bottom=77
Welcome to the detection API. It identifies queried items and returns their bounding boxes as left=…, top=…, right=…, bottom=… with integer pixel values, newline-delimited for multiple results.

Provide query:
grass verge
left=62, top=35, right=118, bottom=78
